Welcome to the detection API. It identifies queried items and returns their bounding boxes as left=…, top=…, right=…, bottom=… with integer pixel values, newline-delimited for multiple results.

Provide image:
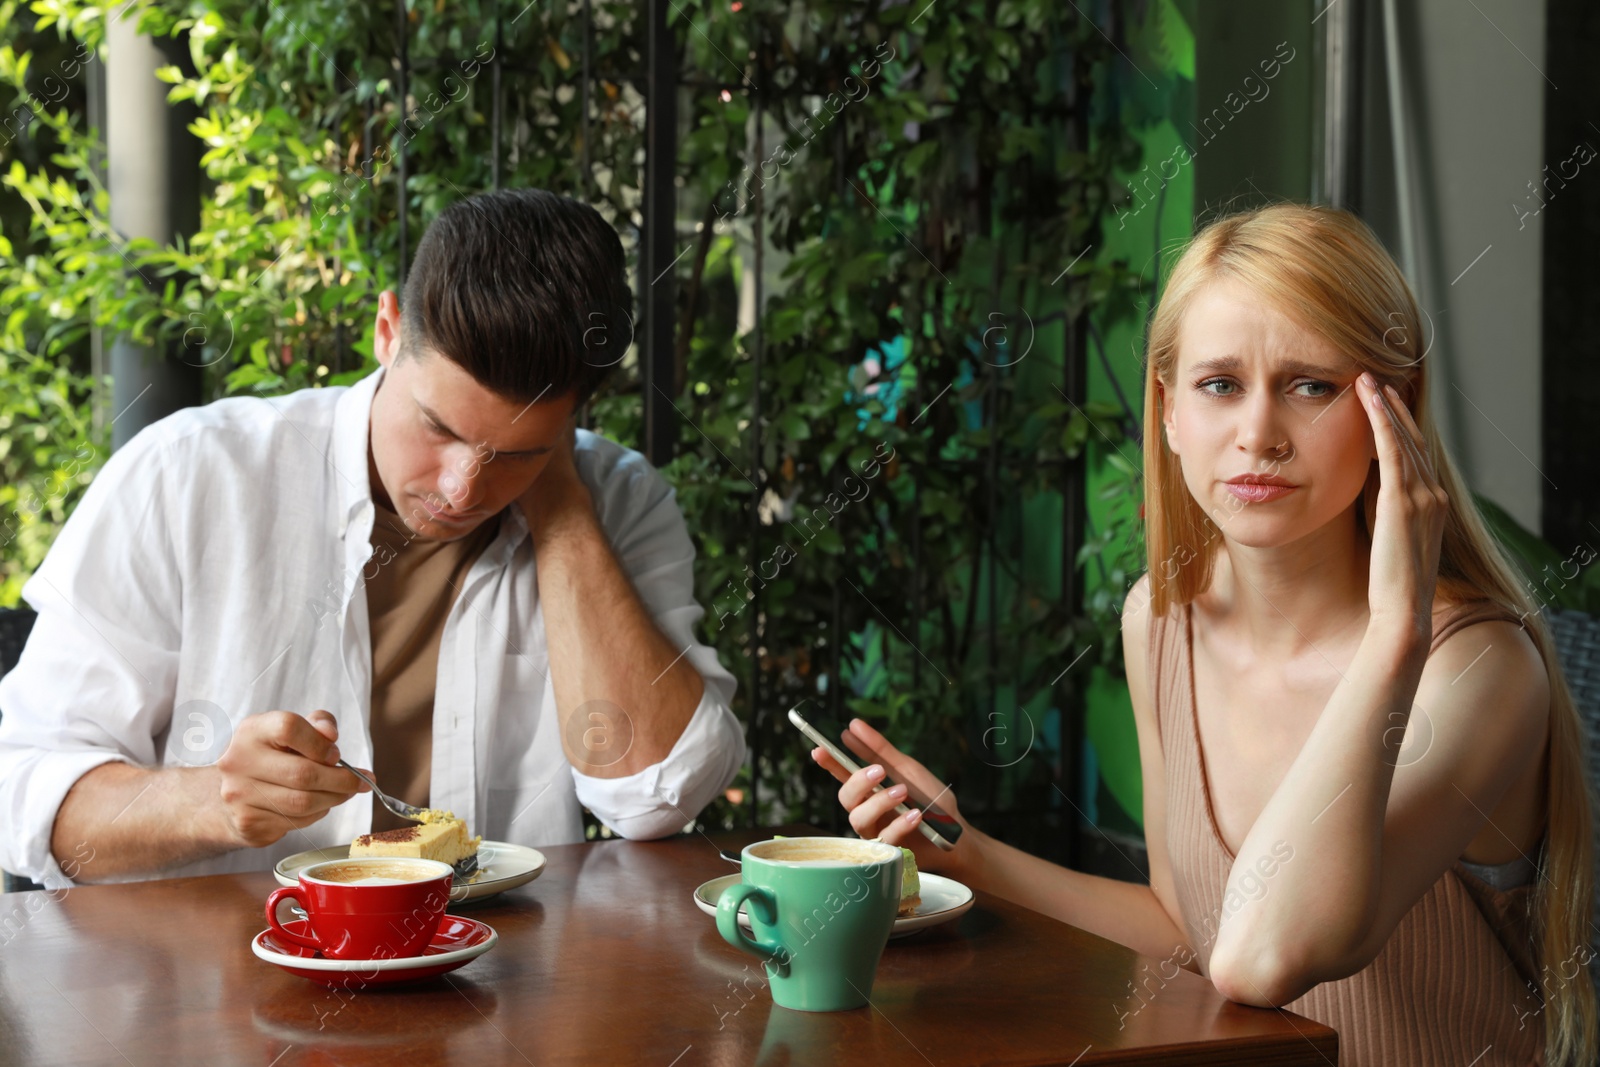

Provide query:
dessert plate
left=253, top=915, right=497, bottom=987
left=275, top=841, right=546, bottom=904
left=693, top=872, right=975, bottom=938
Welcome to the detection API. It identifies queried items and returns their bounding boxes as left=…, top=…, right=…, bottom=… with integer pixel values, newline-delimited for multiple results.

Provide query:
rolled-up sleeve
left=568, top=444, right=745, bottom=839
left=0, top=431, right=180, bottom=887
left=570, top=681, right=744, bottom=840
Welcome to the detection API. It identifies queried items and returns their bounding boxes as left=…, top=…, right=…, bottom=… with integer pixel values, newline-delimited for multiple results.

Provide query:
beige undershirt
left=364, top=501, right=500, bottom=832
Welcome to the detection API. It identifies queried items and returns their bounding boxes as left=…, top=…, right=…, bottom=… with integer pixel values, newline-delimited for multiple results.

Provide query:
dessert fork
left=337, top=761, right=481, bottom=878
left=338, top=760, right=427, bottom=821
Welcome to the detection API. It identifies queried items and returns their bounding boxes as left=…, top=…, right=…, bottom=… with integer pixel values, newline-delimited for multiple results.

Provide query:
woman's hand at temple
left=809, top=717, right=983, bottom=882
left=1356, top=372, right=1449, bottom=643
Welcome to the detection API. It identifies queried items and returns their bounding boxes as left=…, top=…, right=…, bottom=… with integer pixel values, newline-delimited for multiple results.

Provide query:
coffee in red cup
left=264, top=857, right=453, bottom=960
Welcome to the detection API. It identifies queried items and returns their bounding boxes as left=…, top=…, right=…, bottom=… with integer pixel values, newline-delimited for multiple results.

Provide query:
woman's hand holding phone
left=809, top=718, right=982, bottom=882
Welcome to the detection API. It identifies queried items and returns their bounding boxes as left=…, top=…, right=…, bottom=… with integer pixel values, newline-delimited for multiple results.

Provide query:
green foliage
left=1474, top=492, right=1600, bottom=614
left=0, top=350, right=98, bottom=603
left=0, top=0, right=1159, bottom=841
left=0, top=0, right=104, bottom=604
left=650, top=0, right=1152, bottom=832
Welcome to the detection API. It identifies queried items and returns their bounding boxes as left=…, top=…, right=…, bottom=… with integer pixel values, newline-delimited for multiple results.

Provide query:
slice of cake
left=350, top=809, right=481, bottom=870
left=897, top=846, right=921, bottom=917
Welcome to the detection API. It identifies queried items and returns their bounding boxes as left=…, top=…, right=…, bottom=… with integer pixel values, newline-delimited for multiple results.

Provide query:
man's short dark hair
left=400, top=188, right=631, bottom=405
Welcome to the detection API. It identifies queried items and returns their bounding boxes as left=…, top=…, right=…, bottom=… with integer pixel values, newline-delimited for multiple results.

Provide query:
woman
left=813, top=204, right=1597, bottom=1066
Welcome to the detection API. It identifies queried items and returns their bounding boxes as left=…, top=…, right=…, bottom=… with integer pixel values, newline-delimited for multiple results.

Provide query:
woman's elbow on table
left=1207, top=905, right=1379, bottom=1007
left=1207, top=938, right=1326, bottom=1008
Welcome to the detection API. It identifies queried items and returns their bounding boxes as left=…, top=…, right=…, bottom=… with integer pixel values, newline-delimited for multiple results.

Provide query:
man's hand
left=520, top=420, right=709, bottom=784
left=214, top=709, right=369, bottom=849
left=517, top=417, right=593, bottom=543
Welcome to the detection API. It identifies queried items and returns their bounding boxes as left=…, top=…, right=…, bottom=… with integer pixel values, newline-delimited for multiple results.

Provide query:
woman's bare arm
left=813, top=572, right=1198, bottom=969
left=1208, top=374, right=1549, bottom=1006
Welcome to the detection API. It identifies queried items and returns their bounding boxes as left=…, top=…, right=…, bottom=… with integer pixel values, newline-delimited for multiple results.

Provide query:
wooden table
left=0, top=826, right=1337, bottom=1066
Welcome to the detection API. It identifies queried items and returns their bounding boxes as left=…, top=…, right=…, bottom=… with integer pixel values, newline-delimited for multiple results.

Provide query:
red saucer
left=252, top=914, right=497, bottom=988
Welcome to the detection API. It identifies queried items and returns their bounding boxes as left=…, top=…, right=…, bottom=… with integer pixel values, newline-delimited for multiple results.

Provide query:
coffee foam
left=748, top=839, right=896, bottom=865
left=309, top=860, right=443, bottom=884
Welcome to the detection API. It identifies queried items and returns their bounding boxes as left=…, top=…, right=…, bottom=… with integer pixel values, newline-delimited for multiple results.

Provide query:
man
left=0, top=188, right=745, bottom=887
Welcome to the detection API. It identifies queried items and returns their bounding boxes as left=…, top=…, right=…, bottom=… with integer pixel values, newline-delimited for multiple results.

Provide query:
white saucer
left=275, top=841, right=545, bottom=904
left=694, top=872, right=975, bottom=938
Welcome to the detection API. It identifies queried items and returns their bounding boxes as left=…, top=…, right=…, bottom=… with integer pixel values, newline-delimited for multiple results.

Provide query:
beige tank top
left=1150, top=596, right=1546, bottom=1066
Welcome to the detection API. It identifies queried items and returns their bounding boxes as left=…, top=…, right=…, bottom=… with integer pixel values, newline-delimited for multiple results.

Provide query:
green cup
left=716, top=837, right=902, bottom=1012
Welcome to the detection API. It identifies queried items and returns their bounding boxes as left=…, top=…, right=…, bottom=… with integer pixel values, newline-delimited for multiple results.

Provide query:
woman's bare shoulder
left=1418, top=588, right=1548, bottom=737
left=1426, top=588, right=1531, bottom=638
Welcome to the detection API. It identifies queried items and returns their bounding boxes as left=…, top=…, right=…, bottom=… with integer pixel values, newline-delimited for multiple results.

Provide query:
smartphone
left=788, top=705, right=961, bottom=851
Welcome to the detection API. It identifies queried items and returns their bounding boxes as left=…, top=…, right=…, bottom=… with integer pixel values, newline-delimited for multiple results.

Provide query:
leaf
left=1105, top=451, right=1138, bottom=477
left=778, top=411, right=812, bottom=442
left=546, top=36, right=572, bottom=71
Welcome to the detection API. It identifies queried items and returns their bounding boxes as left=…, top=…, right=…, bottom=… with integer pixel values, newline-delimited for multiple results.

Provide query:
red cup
left=265, top=857, right=454, bottom=960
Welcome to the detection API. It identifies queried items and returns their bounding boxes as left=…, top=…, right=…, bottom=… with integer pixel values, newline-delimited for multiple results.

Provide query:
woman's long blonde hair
left=1141, top=202, right=1597, bottom=1065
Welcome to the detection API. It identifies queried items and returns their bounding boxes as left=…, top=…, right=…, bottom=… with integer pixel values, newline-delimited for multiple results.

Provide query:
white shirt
left=0, top=367, right=746, bottom=888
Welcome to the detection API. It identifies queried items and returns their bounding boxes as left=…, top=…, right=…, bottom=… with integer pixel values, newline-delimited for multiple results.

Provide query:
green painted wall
left=1080, top=0, right=1318, bottom=834
left=1081, top=0, right=1197, bottom=833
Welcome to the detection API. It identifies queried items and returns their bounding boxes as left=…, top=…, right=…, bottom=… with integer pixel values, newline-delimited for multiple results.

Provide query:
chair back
left=0, top=606, right=35, bottom=678
left=1545, top=607, right=1600, bottom=1000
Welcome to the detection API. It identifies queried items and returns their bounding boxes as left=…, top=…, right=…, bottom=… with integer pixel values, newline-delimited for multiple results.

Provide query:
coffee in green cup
left=716, top=837, right=902, bottom=1012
